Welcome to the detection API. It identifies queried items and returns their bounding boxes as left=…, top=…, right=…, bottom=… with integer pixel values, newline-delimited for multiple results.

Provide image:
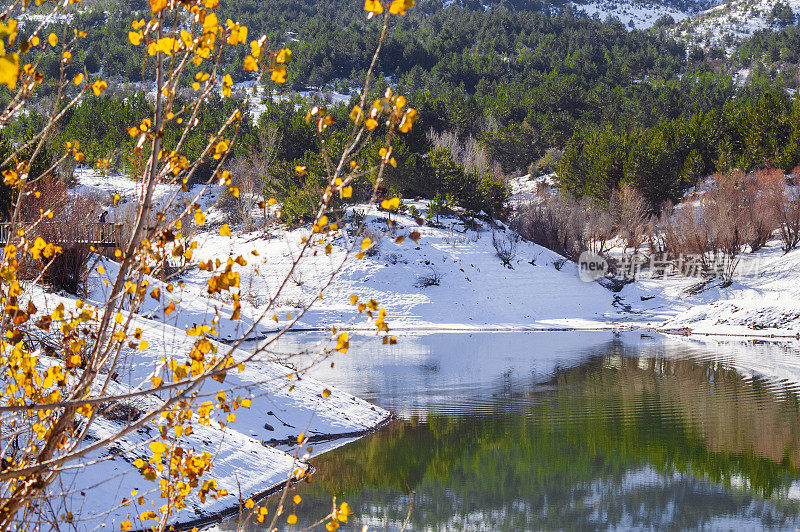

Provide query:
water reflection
left=225, top=331, right=800, bottom=530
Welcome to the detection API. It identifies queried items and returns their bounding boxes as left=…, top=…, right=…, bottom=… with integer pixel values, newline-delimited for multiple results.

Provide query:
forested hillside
left=6, top=0, right=800, bottom=216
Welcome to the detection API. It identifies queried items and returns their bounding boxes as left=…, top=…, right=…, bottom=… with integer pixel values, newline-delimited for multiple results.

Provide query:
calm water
left=226, top=331, right=800, bottom=530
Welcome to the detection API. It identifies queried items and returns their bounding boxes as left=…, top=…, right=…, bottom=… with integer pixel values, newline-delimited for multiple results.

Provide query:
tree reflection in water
left=228, top=335, right=800, bottom=531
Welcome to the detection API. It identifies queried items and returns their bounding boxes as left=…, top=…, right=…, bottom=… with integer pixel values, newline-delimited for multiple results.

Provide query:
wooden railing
left=0, top=222, right=121, bottom=248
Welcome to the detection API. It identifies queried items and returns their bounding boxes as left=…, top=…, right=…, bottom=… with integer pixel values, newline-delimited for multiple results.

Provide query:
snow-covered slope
left=574, top=0, right=694, bottom=29
left=674, top=0, right=800, bottom=49
left=183, top=203, right=618, bottom=332
left=615, top=239, right=800, bottom=337
left=25, top=285, right=388, bottom=528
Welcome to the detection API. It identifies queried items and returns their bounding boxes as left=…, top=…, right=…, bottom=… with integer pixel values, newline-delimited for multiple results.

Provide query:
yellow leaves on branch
left=0, top=20, right=20, bottom=90
left=226, top=19, right=248, bottom=45
left=364, top=0, right=414, bottom=14
left=213, top=138, right=229, bottom=159
left=29, top=236, right=61, bottom=260
left=203, top=13, right=219, bottom=33
left=148, top=37, right=179, bottom=56
left=276, top=48, right=292, bottom=63
left=399, top=107, right=418, bottom=133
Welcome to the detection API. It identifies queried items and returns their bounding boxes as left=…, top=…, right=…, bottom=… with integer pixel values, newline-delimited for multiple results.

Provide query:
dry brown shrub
left=17, top=176, right=104, bottom=294
left=763, top=170, right=800, bottom=252
left=610, top=184, right=650, bottom=252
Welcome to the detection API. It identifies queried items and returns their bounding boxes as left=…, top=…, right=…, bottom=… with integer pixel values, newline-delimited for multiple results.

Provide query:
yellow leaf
left=365, top=118, right=378, bottom=130
left=276, top=48, right=292, bottom=63
left=389, top=0, right=414, bottom=14
left=381, top=197, right=400, bottom=210
left=287, top=514, right=298, bottom=525
left=92, top=80, right=108, bottom=96
left=203, top=13, right=219, bottom=33
left=149, top=441, right=168, bottom=453
left=335, top=332, right=349, bottom=354
left=155, top=37, right=177, bottom=55
left=244, top=498, right=255, bottom=509
left=139, top=340, right=149, bottom=351
left=243, top=55, right=258, bottom=71
left=149, top=0, right=167, bottom=13
left=120, top=520, right=132, bottom=531
left=128, top=31, right=142, bottom=46
left=0, top=53, right=19, bottom=90
left=341, top=186, right=352, bottom=199
left=227, top=413, right=235, bottom=423
left=322, top=388, right=331, bottom=398
left=271, top=64, right=287, bottom=84
left=364, top=0, right=384, bottom=13
left=195, top=209, right=206, bottom=226
left=73, top=73, right=83, bottom=85
left=152, top=376, right=162, bottom=387
left=361, top=237, right=372, bottom=250
left=48, top=33, right=57, bottom=47
left=220, top=224, right=231, bottom=237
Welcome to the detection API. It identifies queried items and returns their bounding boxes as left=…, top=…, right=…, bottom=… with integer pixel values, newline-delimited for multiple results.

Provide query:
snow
left=575, top=0, right=692, bottom=29
left=36, top=163, right=800, bottom=527
left=23, top=282, right=389, bottom=528
left=181, top=202, right=618, bottom=332
left=674, top=0, right=800, bottom=49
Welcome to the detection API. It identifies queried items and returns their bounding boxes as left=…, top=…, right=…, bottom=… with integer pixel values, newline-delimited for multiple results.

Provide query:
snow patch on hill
left=575, top=0, right=693, bottom=29
left=674, top=0, right=800, bottom=49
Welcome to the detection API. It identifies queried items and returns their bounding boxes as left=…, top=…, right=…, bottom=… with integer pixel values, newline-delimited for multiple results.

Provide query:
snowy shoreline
left=50, top=170, right=800, bottom=527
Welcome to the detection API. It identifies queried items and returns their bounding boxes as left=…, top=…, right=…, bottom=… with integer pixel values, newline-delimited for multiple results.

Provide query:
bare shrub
left=512, top=194, right=612, bottom=261
left=513, top=195, right=581, bottom=260
left=220, top=126, right=281, bottom=230
left=741, top=169, right=780, bottom=251
left=415, top=266, right=441, bottom=287
left=583, top=200, right=615, bottom=255
left=658, top=172, right=755, bottom=282
left=19, top=178, right=102, bottom=294
left=492, top=229, right=518, bottom=268
left=427, top=128, right=499, bottom=177
left=610, top=184, right=650, bottom=252
left=764, top=170, right=800, bottom=252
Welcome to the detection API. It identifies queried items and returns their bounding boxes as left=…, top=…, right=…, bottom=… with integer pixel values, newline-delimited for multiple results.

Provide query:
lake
left=222, top=331, right=800, bottom=530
